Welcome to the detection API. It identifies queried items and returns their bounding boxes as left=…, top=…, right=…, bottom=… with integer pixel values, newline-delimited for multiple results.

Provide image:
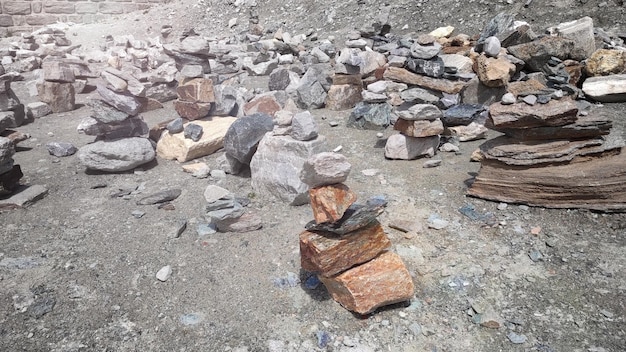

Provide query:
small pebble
left=156, top=265, right=172, bottom=282
left=506, top=331, right=527, bottom=344
left=131, top=210, right=145, bottom=218
left=333, top=145, right=343, bottom=152
left=423, top=159, right=442, bottom=168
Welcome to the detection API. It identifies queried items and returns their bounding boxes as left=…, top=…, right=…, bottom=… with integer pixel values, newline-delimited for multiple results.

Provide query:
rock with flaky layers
left=487, top=98, right=579, bottom=129
left=299, top=152, right=351, bottom=188
left=156, top=116, right=237, bottom=162
left=78, top=137, right=155, bottom=172
left=300, top=222, right=390, bottom=276
left=318, top=251, right=414, bottom=315
left=96, top=85, right=142, bottom=116
left=250, top=133, right=326, bottom=205
left=383, top=67, right=467, bottom=94
left=309, top=184, right=357, bottom=224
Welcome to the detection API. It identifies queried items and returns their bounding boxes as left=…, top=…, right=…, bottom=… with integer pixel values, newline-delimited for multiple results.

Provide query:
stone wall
left=0, top=0, right=169, bottom=36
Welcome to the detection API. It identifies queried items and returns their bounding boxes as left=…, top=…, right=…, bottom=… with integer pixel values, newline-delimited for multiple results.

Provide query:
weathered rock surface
left=299, top=152, right=351, bottom=188
left=384, top=134, right=440, bottom=160
left=309, top=184, right=357, bottom=224
left=394, top=118, right=444, bottom=137
left=300, top=222, right=390, bottom=276
left=96, top=85, right=142, bottom=116
left=37, top=81, right=75, bottom=113
left=78, top=137, right=155, bottom=172
left=582, top=74, right=626, bottom=103
left=156, top=116, right=237, bottom=162
left=487, top=99, right=578, bottom=129
left=383, top=67, right=467, bottom=94
left=318, top=251, right=415, bottom=315
left=347, top=102, right=392, bottom=130
left=224, top=113, right=274, bottom=167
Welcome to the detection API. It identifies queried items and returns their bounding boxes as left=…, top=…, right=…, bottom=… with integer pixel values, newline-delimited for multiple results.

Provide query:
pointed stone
left=300, top=152, right=351, bottom=188
left=318, top=251, right=414, bottom=315
left=300, top=222, right=390, bottom=276
left=156, top=116, right=237, bottom=162
left=309, top=184, right=357, bottom=224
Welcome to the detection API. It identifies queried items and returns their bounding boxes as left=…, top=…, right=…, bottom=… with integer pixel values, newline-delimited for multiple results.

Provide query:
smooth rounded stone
left=501, top=92, right=516, bottom=104
left=423, top=159, right=442, bottom=168
left=384, top=134, right=440, bottom=160
left=223, top=112, right=274, bottom=166
left=299, top=152, right=351, bottom=187
left=483, top=36, right=501, bottom=57
left=291, top=111, right=318, bottom=141
left=506, top=332, right=527, bottom=344
left=410, top=41, right=441, bottom=59
left=78, top=137, right=155, bottom=172
left=203, top=185, right=231, bottom=203
left=46, top=142, right=77, bottom=157
left=166, top=118, right=184, bottom=134
left=184, top=123, right=203, bottom=142
left=156, top=265, right=172, bottom=282
left=522, top=94, right=537, bottom=105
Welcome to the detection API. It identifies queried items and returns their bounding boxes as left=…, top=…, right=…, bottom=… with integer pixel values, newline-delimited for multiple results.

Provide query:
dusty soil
left=1, top=0, right=626, bottom=351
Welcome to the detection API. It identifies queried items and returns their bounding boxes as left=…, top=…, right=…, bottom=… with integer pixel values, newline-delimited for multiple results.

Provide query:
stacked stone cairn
left=0, top=136, right=21, bottom=197
left=76, top=69, right=155, bottom=172
left=0, top=69, right=26, bottom=130
left=37, top=59, right=76, bottom=113
left=204, top=185, right=262, bottom=233
left=298, top=152, right=414, bottom=315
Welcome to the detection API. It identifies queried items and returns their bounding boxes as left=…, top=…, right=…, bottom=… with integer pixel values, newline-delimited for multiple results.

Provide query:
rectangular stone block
left=75, top=2, right=97, bottom=13
left=0, top=14, right=14, bottom=27
left=98, top=3, right=123, bottom=14
left=393, top=118, right=444, bottom=137
left=25, top=15, right=58, bottom=25
left=36, top=81, right=75, bottom=113
left=3, top=2, right=32, bottom=15
left=318, top=251, right=415, bottom=315
left=309, top=184, right=357, bottom=224
left=299, top=222, right=391, bottom=276
left=43, top=2, right=75, bottom=14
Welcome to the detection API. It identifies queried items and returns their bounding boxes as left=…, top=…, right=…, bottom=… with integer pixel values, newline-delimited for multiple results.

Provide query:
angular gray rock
left=88, top=99, right=129, bottom=124
left=395, top=103, right=442, bottom=121
left=96, top=85, right=142, bottom=116
left=291, top=111, right=318, bottom=141
left=442, top=104, right=486, bottom=127
left=78, top=137, right=155, bottom=172
left=400, top=87, right=440, bottom=104
left=250, top=133, right=326, bottom=205
left=410, top=41, right=441, bottom=59
left=211, top=85, right=240, bottom=116
left=77, top=116, right=149, bottom=140
left=184, top=123, right=203, bottom=142
left=299, top=152, right=351, bottom=188
left=223, top=113, right=274, bottom=168
left=166, top=118, right=184, bottom=134
left=46, top=142, right=77, bottom=157
left=26, top=102, right=51, bottom=119
left=347, top=102, right=392, bottom=130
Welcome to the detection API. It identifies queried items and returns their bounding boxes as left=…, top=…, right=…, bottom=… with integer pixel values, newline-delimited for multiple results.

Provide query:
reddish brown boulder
left=319, top=251, right=415, bottom=315
left=394, top=118, right=444, bottom=137
left=299, top=222, right=391, bottom=276
left=176, top=78, right=215, bottom=103
left=309, top=184, right=357, bottom=224
left=473, top=54, right=516, bottom=88
left=173, top=100, right=212, bottom=120
left=243, top=93, right=282, bottom=117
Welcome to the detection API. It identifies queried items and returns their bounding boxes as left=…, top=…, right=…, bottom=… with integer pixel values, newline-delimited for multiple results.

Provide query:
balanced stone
left=300, top=152, right=351, bottom=188
left=223, top=112, right=275, bottom=166
left=309, top=184, right=357, bottom=224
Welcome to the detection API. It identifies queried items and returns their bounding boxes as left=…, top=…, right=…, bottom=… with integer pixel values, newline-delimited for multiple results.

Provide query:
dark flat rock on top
left=305, top=197, right=387, bottom=235
left=136, top=188, right=182, bottom=205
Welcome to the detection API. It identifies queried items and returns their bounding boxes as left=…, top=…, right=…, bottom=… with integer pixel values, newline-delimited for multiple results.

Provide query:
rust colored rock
left=585, top=49, right=626, bottom=77
left=176, top=78, right=215, bottom=103
left=309, top=184, right=358, bottom=224
left=318, top=251, right=415, bottom=315
left=473, top=54, right=516, bottom=88
left=486, top=98, right=578, bottom=129
left=173, top=99, right=212, bottom=120
left=299, top=222, right=391, bottom=277
left=332, top=74, right=363, bottom=86
left=383, top=67, right=467, bottom=94
left=563, top=60, right=584, bottom=86
left=394, top=118, right=444, bottom=137
left=243, top=93, right=282, bottom=117
left=506, top=79, right=550, bottom=97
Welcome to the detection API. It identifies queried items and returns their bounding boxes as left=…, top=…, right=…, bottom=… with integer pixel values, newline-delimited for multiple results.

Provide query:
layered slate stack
left=37, top=60, right=76, bottom=113
left=298, top=152, right=414, bottom=315
left=385, top=103, right=442, bottom=160
left=0, top=71, right=26, bottom=129
left=77, top=69, right=156, bottom=172
left=204, top=185, right=262, bottom=233
left=468, top=97, right=626, bottom=211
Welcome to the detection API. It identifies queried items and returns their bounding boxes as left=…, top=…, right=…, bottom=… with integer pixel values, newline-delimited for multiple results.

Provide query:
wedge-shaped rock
left=300, top=222, right=390, bottom=276
left=305, top=199, right=386, bottom=235
left=394, top=118, right=444, bottom=137
left=176, top=78, right=215, bottom=103
left=383, top=67, right=467, bottom=94
left=37, top=81, right=75, bottom=113
left=156, top=116, right=237, bottom=162
left=487, top=99, right=578, bottom=129
left=468, top=151, right=626, bottom=212
left=96, top=85, right=142, bottom=116
left=309, top=184, right=357, bottom=224
left=318, top=251, right=414, bottom=315
left=582, top=74, right=626, bottom=103
left=495, top=115, right=611, bottom=140
left=173, top=99, right=212, bottom=120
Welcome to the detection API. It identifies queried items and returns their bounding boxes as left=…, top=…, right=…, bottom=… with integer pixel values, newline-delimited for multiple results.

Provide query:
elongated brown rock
left=467, top=151, right=626, bottom=212
left=486, top=98, right=578, bottom=129
left=319, top=251, right=415, bottom=315
left=394, top=118, right=444, bottom=137
left=300, top=222, right=390, bottom=276
left=494, top=115, right=611, bottom=140
left=383, top=67, right=466, bottom=94
left=309, top=184, right=358, bottom=224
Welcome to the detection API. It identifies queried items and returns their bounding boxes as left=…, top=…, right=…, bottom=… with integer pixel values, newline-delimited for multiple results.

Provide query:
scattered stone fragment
left=423, top=160, right=442, bottom=168
left=166, top=118, right=184, bottom=134
left=78, top=137, right=155, bottom=172
left=46, top=142, right=77, bottom=157
left=156, top=265, right=172, bottom=282
left=184, top=123, right=203, bottom=142
left=136, top=189, right=182, bottom=205
left=506, top=331, right=527, bottom=344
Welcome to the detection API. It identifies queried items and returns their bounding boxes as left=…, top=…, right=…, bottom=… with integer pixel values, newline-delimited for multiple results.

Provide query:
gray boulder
left=78, top=137, right=155, bottom=172
left=223, top=113, right=274, bottom=170
left=347, top=102, right=392, bottom=130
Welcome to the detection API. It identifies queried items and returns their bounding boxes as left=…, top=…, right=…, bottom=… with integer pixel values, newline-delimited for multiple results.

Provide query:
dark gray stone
left=96, top=85, right=143, bottom=116
left=406, top=57, right=445, bottom=78
left=46, top=142, right=77, bottom=157
left=184, top=123, right=203, bottom=142
left=476, top=12, right=515, bottom=51
left=88, top=99, right=129, bottom=124
left=211, top=85, right=239, bottom=117
left=304, top=199, right=386, bottom=235
left=269, top=68, right=291, bottom=91
left=442, top=104, right=486, bottom=127
left=400, top=88, right=440, bottom=104
left=136, top=188, right=182, bottom=205
left=223, top=112, right=274, bottom=167
left=77, top=116, right=149, bottom=140
left=347, top=102, right=392, bottom=130
left=166, top=118, right=184, bottom=134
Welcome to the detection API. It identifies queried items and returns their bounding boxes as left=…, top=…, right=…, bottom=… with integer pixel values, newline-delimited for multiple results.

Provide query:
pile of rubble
left=298, top=152, right=414, bottom=315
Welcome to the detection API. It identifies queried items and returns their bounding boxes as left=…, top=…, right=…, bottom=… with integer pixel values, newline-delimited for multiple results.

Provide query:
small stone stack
left=468, top=97, right=626, bottom=211
left=0, top=72, right=26, bottom=129
left=37, top=60, right=76, bottom=113
left=385, top=103, right=442, bottom=160
left=174, top=77, right=215, bottom=120
left=204, top=185, right=262, bottom=233
left=298, top=152, right=414, bottom=315
left=0, top=136, right=22, bottom=196
left=77, top=70, right=155, bottom=173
